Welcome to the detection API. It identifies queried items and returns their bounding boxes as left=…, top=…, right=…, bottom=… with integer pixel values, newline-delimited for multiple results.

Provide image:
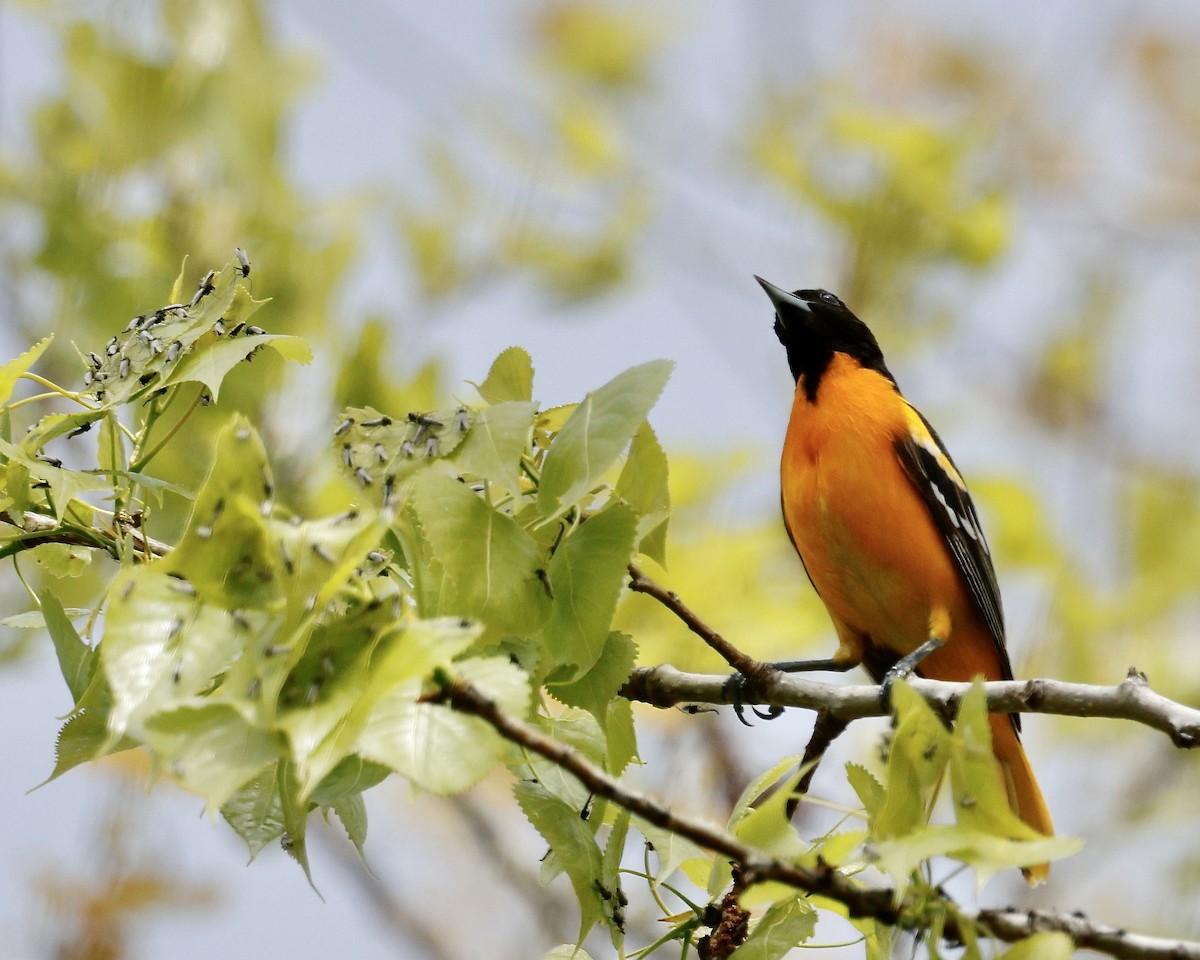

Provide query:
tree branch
left=0, top=510, right=170, bottom=560
left=430, top=673, right=1200, bottom=960
left=621, top=665, right=1200, bottom=748
left=625, top=564, right=1200, bottom=747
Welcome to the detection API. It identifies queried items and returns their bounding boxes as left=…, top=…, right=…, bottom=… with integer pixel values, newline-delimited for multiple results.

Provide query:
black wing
left=894, top=406, right=1014, bottom=694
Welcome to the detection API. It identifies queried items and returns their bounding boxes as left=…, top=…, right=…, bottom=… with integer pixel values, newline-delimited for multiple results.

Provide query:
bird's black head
left=755, top=276, right=895, bottom=401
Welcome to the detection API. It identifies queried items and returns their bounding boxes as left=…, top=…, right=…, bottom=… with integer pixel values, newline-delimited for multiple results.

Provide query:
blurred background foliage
left=3, top=0, right=1200, bottom=957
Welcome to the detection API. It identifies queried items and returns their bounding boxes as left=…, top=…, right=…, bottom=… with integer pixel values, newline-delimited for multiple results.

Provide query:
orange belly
left=780, top=355, right=1003, bottom=684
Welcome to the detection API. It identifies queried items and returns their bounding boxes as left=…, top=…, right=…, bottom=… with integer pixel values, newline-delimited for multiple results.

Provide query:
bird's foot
left=879, top=636, right=944, bottom=709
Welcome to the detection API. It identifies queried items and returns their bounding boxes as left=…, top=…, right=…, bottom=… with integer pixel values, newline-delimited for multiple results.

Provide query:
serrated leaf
left=330, top=792, right=369, bottom=860
left=730, top=897, right=817, bottom=960
left=451, top=400, right=536, bottom=498
left=101, top=568, right=248, bottom=739
left=40, top=589, right=94, bottom=701
left=164, top=332, right=311, bottom=401
left=845, top=762, right=885, bottom=825
left=309, top=755, right=392, bottom=806
left=0, top=337, right=52, bottom=407
left=948, top=681, right=1040, bottom=840
left=874, top=681, right=951, bottom=840
left=164, top=416, right=281, bottom=609
left=0, top=437, right=110, bottom=521
left=615, top=422, right=670, bottom=566
left=44, top=709, right=130, bottom=784
left=277, top=760, right=319, bottom=891
left=516, top=779, right=605, bottom=943
left=358, top=649, right=529, bottom=794
left=538, top=360, right=672, bottom=520
left=412, top=471, right=549, bottom=640
left=600, top=808, right=630, bottom=947
left=518, top=710, right=606, bottom=811
left=142, top=704, right=277, bottom=813
left=634, top=817, right=705, bottom=883
left=547, top=630, right=636, bottom=736
left=868, top=824, right=1081, bottom=890
left=602, top=697, right=638, bottom=777
left=474, top=346, right=534, bottom=403
left=541, top=503, right=638, bottom=680
left=221, top=765, right=285, bottom=860
left=18, top=409, right=108, bottom=454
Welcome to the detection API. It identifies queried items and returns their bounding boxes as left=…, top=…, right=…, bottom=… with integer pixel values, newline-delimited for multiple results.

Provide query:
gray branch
left=620, top=665, right=1200, bottom=747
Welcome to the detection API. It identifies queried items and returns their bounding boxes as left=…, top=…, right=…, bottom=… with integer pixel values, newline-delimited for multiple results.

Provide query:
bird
left=756, top=276, right=1053, bottom=884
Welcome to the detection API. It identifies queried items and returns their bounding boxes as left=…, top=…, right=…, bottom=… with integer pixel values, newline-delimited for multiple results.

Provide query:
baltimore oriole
left=757, top=277, right=1054, bottom=884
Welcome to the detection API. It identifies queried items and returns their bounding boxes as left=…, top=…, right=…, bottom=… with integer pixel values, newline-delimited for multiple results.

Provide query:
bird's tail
left=990, top=713, right=1054, bottom=885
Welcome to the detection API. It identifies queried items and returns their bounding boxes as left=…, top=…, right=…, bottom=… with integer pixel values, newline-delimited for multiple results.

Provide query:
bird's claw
left=724, top=672, right=785, bottom=726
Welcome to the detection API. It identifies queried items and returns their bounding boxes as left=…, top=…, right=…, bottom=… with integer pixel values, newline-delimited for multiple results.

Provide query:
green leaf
left=0, top=437, right=110, bottom=521
left=142, top=704, right=277, bottom=813
left=709, top=755, right=802, bottom=896
left=277, top=760, right=319, bottom=890
left=542, top=946, right=596, bottom=960
left=0, top=337, right=51, bottom=407
left=221, top=764, right=285, bottom=860
left=275, top=615, right=384, bottom=799
left=309, top=755, right=392, bottom=806
left=412, top=471, right=550, bottom=640
left=44, top=709, right=132, bottom=784
left=474, top=347, right=534, bottom=403
left=996, top=933, right=1074, bottom=960
left=541, top=503, right=638, bottom=680
left=547, top=630, right=636, bottom=736
left=538, top=360, right=672, bottom=520
left=515, top=779, right=605, bottom=943
left=358, top=642, right=529, bottom=794
left=96, top=412, right=125, bottom=479
left=845, top=762, right=885, bottom=825
left=40, top=589, right=95, bottom=702
left=948, top=681, right=1039, bottom=839
left=602, top=698, right=639, bottom=776
left=634, top=817, right=705, bottom=883
left=101, top=568, right=249, bottom=739
left=615, top=422, right=670, bottom=566
left=29, top=542, right=93, bottom=578
left=451, top=400, right=536, bottom=498
left=732, top=769, right=807, bottom=862
left=330, top=792, right=369, bottom=860
left=0, top=608, right=89, bottom=628
left=519, top=710, right=605, bottom=810
left=163, top=416, right=281, bottom=609
left=164, top=332, right=312, bottom=401
left=874, top=681, right=951, bottom=840
left=600, top=808, right=631, bottom=946
left=867, top=824, right=1080, bottom=890
left=730, top=897, right=817, bottom=960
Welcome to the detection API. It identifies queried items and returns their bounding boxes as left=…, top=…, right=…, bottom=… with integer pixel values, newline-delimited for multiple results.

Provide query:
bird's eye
left=819, top=291, right=840, bottom=305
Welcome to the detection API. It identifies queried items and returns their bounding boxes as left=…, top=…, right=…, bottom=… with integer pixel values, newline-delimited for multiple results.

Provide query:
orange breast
left=781, top=355, right=1002, bottom=683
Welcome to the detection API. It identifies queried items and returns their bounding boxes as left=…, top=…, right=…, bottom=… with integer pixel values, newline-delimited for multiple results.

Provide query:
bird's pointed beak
left=754, top=276, right=812, bottom=319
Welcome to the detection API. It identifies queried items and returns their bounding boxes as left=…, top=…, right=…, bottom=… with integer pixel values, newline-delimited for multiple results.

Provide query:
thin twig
left=0, top=510, right=171, bottom=560
left=627, top=562, right=782, bottom=689
left=430, top=674, right=1200, bottom=960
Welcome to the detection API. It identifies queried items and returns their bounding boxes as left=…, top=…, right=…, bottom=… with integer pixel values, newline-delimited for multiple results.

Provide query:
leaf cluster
left=0, top=260, right=1086, bottom=958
